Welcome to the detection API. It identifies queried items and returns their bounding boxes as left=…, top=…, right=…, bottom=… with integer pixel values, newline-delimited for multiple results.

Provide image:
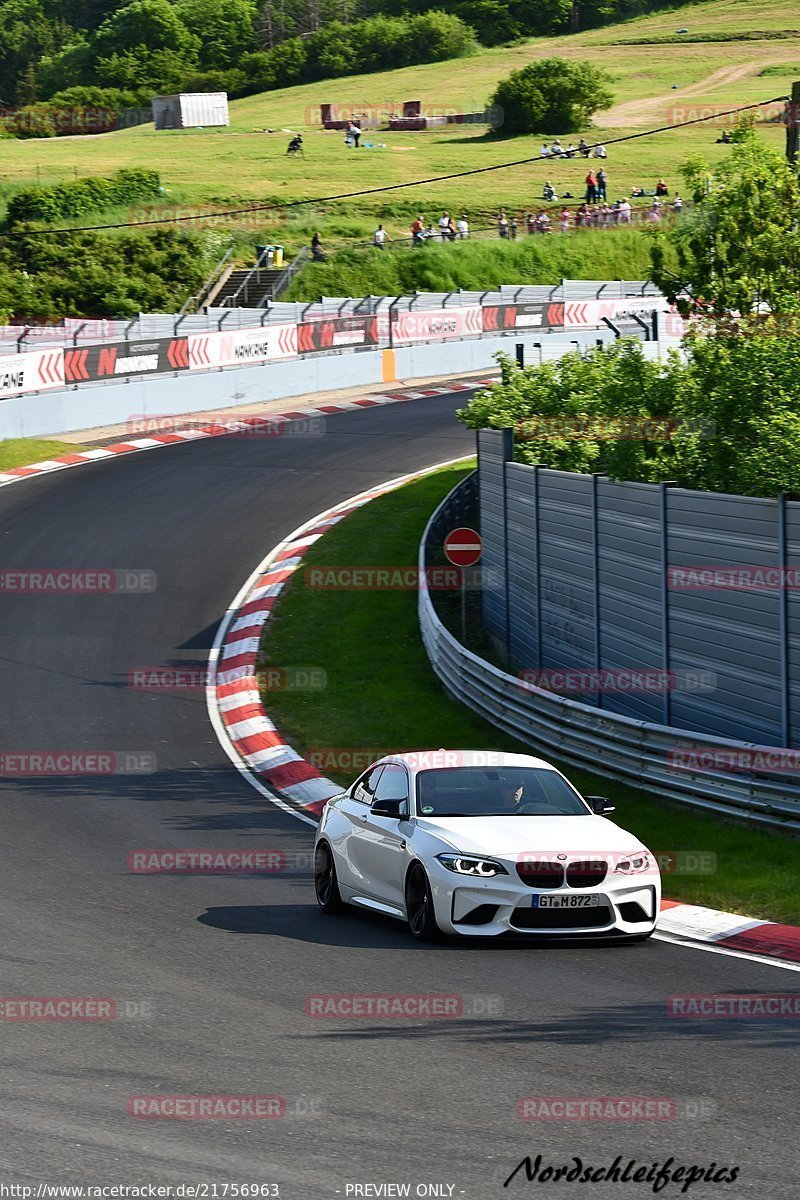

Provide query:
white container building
left=152, top=93, right=230, bottom=130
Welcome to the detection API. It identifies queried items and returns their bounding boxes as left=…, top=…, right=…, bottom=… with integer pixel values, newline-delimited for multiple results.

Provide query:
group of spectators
left=307, top=175, right=684, bottom=260
left=540, top=137, right=607, bottom=159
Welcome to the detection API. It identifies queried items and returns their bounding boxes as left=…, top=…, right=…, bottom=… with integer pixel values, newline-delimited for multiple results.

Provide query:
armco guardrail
left=0, top=279, right=668, bottom=403
left=419, top=474, right=800, bottom=832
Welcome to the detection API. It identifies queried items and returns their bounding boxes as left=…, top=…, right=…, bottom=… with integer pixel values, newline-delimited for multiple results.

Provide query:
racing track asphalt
left=0, top=392, right=797, bottom=1197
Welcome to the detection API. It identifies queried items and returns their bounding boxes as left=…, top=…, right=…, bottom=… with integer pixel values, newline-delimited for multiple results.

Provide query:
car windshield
left=415, top=767, right=590, bottom=817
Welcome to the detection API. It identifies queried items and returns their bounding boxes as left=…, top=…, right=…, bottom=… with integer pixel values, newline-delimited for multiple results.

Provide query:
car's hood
left=413, top=815, right=647, bottom=858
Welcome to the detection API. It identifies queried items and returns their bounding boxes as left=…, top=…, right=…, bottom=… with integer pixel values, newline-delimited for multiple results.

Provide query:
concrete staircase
left=211, top=267, right=286, bottom=308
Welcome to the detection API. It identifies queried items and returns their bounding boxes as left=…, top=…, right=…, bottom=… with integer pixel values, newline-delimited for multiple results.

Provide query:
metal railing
left=267, top=246, right=310, bottom=301
left=179, top=247, right=234, bottom=317
left=419, top=475, right=800, bottom=832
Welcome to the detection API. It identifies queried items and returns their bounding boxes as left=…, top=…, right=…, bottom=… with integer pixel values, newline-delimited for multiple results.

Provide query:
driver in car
left=496, top=780, right=525, bottom=811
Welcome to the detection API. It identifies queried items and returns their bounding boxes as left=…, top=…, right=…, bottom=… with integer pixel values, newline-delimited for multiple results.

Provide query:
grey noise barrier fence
left=419, top=439, right=800, bottom=832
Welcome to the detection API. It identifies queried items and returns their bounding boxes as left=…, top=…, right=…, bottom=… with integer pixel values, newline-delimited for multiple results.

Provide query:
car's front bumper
left=427, top=863, right=660, bottom=937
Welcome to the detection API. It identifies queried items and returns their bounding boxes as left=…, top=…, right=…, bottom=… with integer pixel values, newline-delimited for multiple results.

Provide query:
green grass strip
left=0, top=437, right=86, bottom=471
left=261, top=463, right=800, bottom=925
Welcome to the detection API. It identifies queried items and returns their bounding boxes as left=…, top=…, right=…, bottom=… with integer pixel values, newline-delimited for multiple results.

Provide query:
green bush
left=283, top=228, right=658, bottom=301
left=458, top=335, right=800, bottom=499
left=491, top=57, right=614, bottom=135
left=243, top=10, right=476, bottom=92
left=7, top=168, right=162, bottom=224
left=0, top=226, right=209, bottom=320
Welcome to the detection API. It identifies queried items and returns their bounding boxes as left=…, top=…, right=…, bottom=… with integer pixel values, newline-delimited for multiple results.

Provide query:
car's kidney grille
left=566, top=860, right=608, bottom=888
left=516, top=860, right=564, bottom=889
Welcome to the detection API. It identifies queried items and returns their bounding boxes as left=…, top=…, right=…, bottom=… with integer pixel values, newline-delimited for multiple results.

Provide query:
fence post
left=591, top=473, right=602, bottom=709
left=778, top=492, right=790, bottom=746
left=501, top=427, right=514, bottom=664
left=533, top=465, right=542, bottom=669
left=659, top=481, right=676, bottom=726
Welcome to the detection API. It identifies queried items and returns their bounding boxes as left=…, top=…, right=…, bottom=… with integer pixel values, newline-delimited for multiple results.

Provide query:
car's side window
left=373, top=764, right=409, bottom=806
left=353, top=765, right=384, bottom=805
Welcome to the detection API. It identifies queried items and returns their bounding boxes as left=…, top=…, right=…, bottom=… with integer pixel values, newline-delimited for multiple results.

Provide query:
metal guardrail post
left=659, top=482, right=676, bottom=727
left=388, top=297, right=400, bottom=349
left=533, top=465, right=542, bottom=669
left=778, top=493, right=790, bottom=746
left=630, top=313, right=651, bottom=341
left=500, top=427, right=514, bottom=664
left=591, top=473, right=602, bottom=709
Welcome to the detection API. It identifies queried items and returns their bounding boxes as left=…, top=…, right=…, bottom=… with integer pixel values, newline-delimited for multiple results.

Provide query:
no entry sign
left=444, top=527, right=482, bottom=568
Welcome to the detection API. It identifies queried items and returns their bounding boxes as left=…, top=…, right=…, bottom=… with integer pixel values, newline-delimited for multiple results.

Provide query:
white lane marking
left=654, top=931, right=800, bottom=973
left=205, top=454, right=474, bottom=830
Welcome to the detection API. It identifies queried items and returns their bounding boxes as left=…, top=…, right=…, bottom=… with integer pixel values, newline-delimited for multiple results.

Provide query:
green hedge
left=7, top=169, right=162, bottom=226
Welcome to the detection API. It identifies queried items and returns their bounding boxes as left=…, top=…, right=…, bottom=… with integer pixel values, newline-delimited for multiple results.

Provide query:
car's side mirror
left=587, top=795, right=615, bottom=815
left=370, top=798, right=405, bottom=818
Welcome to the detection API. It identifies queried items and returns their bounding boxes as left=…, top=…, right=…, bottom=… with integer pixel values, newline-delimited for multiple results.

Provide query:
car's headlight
left=614, top=851, right=651, bottom=874
left=437, top=853, right=508, bottom=877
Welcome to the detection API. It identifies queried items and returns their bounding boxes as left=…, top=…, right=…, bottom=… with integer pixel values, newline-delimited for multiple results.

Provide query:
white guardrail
left=419, top=474, right=800, bottom=832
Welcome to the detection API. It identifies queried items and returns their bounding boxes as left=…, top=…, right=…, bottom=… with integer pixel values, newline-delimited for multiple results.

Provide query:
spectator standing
left=526, top=211, right=536, bottom=235
left=560, top=207, right=571, bottom=232
left=411, top=215, right=425, bottom=246
left=373, top=224, right=391, bottom=248
left=349, top=121, right=361, bottom=147
left=599, top=203, right=611, bottom=227
left=437, top=211, right=452, bottom=241
left=648, top=202, right=661, bottom=224
left=673, top=194, right=683, bottom=214
left=585, top=170, right=597, bottom=203
left=457, top=211, right=470, bottom=238
left=536, top=210, right=550, bottom=233
left=310, top=231, right=326, bottom=262
left=510, top=216, right=518, bottom=239
left=596, top=168, right=607, bottom=200
left=576, top=202, right=589, bottom=227
left=497, top=208, right=510, bottom=238
left=618, top=197, right=632, bottom=223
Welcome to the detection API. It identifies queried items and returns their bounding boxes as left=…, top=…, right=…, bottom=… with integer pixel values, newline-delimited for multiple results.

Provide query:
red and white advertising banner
left=560, top=297, right=666, bottom=329
left=188, top=323, right=298, bottom=370
left=392, top=307, right=482, bottom=344
left=0, top=348, right=65, bottom=398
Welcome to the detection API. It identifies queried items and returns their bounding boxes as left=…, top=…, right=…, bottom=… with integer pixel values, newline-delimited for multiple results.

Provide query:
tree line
left=0, top=0, right=700, bottom=127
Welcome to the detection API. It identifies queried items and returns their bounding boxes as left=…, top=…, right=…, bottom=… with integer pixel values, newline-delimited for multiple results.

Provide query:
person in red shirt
left=585, top=172, right=597, bottom=203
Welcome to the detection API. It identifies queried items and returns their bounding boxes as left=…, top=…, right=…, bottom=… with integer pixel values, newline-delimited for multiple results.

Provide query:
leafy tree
left=0, top=0, right=64, bottom=104
left=406, top=10, right=478, bottom=60
left=92, top=0, right=200, bottom=62
left=650, top=132, right=800, bottom=317
left=177, top=0, right=257, bottom=70
left=490, top=56, right=613, bottom=134
left=458, top=332, right=800, bottom=499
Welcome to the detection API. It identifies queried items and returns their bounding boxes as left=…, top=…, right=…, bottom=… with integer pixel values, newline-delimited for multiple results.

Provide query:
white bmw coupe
left=314, top=751, right=660, bottom=941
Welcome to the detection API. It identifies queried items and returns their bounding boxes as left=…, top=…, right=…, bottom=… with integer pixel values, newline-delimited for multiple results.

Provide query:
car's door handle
left=359, top=813, right=368, bottom=822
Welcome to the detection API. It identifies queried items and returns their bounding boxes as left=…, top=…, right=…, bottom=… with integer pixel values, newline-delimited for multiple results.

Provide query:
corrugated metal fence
left=478, top=429, right=800, bottom=747
left=417, top=435, right=800, bottom=830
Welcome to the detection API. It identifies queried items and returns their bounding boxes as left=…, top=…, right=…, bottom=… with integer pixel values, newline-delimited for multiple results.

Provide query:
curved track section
left=0, top=394, right=797, bottom=1194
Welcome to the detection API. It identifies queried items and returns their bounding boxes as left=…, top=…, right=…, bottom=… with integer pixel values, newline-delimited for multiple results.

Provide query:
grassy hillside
left=0, top=0, right=795, bottom=256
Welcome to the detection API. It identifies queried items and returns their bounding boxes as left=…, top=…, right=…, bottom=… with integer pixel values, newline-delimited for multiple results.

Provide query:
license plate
left=532, top=894, right=601, bottom=909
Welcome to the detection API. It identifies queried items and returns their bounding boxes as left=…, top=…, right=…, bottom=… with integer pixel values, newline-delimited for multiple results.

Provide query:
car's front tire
left=315, top=841, right=345, bottom=914
left=404, top=863, right=441, bottom=942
